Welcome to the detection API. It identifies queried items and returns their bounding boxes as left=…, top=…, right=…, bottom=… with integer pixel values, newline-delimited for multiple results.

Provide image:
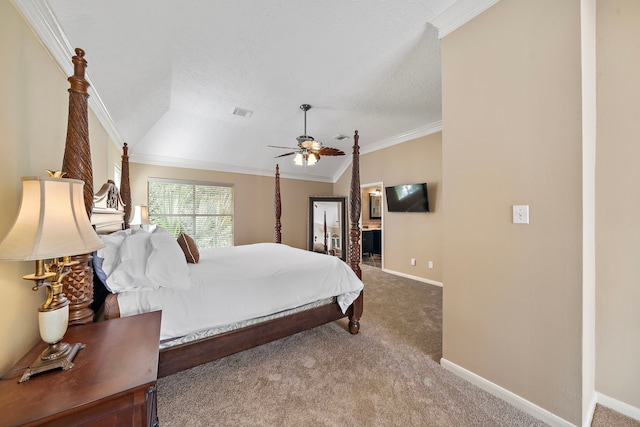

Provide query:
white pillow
left=146, top=227, right=192, bottom=290
left=97, top=229, right=131, bottom=277
left=105, top=229, right=158, bottom=292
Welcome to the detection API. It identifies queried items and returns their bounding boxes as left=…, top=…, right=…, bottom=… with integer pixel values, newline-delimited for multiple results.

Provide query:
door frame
left=360, top=181, right=384, bottom=268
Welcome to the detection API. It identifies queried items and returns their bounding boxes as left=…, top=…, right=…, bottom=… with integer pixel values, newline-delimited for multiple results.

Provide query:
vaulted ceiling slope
left=15, top=0, right=498, bottom=182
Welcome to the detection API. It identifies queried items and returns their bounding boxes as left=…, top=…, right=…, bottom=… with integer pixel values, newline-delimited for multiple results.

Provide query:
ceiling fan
left=268, top=104, right=345, bottom=166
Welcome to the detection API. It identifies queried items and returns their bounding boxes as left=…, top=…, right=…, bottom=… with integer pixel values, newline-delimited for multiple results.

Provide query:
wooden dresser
left=0, top=311, right=161, bottom=426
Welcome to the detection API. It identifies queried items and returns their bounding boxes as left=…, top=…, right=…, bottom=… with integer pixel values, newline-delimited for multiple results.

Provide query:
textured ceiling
left=17, top=0, right=496, bottom=182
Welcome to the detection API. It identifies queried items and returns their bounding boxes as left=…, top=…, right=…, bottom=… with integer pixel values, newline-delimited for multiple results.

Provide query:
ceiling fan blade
left=274, top=152, right=296, bottom=158
left=317, top=147, right=345, bottom=156
left=268, top=145, right=298, bottom=150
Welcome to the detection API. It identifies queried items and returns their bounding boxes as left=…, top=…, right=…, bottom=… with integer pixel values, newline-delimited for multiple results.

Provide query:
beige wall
left=441, top=0, right=583, bottom=424
left=0, top=1, right=117, bottom=374
left=129, top=163, right=332, bottom=249
left=335, top=133, right=442, bottom=283
left=595, top=0, right=640, bottom=409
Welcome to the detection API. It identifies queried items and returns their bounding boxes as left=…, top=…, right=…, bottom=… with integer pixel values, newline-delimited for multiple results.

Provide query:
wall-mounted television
left=385, top=183, right=429, bottom=213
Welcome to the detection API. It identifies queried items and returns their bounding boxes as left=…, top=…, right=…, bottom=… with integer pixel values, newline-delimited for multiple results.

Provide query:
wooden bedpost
left=323, top=211, right=328, bottom=253
left=60, top=48, right=95, bottom=325
left=62, top=48, right=93, bottom=217
left=348, top=130, right=363, bottom=334
left=120, top=143, right=131, bottom=229
left=274, top=164, right=282, bottom=243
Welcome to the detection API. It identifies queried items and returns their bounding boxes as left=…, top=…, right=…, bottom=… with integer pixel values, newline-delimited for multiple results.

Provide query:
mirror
left=308, top=197, right=347, bottom=261
left=370, top=193, right=382, bottom=219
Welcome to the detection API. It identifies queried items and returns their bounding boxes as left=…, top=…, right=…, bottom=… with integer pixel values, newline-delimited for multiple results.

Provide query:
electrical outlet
left=410, top=258, right=416, bottom=266
left=428, top=261, right=433, bottom=269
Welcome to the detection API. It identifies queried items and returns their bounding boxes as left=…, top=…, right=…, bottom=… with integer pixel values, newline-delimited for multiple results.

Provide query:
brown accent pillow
left=177, top=233, right=199, bottom=263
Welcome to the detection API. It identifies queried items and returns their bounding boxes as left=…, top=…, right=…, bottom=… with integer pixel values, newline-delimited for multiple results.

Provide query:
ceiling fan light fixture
left=297, top=135, right=315, bottom=145
left=294, top=152, right=304, bottom=166
left=307, top=153, right=318, bottom=166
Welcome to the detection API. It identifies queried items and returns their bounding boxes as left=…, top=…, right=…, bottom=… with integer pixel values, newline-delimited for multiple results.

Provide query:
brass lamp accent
left=0, top=176, right=104, bottom=382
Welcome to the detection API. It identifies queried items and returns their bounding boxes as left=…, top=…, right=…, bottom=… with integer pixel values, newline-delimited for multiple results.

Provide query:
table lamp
left=0, top=175, right=104, bottom=382
left=130, top=205, right=155, bottom=231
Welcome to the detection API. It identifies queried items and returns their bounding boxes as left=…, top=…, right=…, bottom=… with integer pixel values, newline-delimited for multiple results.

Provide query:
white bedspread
left=116, top=243, right=364, bottom=340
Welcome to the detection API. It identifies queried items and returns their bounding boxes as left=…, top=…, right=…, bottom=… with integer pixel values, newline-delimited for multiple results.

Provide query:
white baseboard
left=597, top=392, right=640, bottom=422
left=584, top=393, right=597, bottom=427
left=381, top=268, right=443, bottom=287
left=440, top=358, right=575, bottom=427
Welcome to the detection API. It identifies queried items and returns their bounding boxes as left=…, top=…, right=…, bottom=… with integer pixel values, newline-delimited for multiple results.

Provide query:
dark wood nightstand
left=0, top=310, right=161, bottom=426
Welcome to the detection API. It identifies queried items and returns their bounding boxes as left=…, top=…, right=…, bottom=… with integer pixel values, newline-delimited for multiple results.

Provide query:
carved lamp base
left=19, top=342, right=85, bottom=383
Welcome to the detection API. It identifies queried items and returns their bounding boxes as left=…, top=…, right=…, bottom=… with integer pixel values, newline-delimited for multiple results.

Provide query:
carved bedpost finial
left=68, top=48, right=89, bottom=96
left=274, top=164, right=282, bottom=244
left=72, top=48, right=86, bottom=76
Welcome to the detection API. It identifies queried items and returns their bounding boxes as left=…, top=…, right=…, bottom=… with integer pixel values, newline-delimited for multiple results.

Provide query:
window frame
left=147, top=177, right=234, bottom=248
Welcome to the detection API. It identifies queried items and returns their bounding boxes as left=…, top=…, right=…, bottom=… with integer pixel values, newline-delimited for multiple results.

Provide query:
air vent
left=232, top=107, right=254, bottom=118
left=333, top=134, right=349, bottom=141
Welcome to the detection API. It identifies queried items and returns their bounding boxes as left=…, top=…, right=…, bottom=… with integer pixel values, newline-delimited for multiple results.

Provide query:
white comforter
left=116, top=242, right=364, bottom=340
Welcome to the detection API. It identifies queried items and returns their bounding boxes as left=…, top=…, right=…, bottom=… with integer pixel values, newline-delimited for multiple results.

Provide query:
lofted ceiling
left=14, top=0, right=497, bottom=182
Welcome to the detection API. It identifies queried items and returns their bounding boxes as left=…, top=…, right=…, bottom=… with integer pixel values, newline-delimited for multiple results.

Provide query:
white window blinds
left=148, top=179, right=233, bottom=248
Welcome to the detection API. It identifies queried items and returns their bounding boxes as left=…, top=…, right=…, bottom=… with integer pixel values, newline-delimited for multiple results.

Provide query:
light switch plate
left=513, top=205, right=529, bottom=224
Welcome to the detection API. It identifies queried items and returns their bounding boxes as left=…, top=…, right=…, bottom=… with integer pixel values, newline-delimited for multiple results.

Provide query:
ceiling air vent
left=333, top=134, right=349, bottom=141
left=232, top=107, right=254, bottom=118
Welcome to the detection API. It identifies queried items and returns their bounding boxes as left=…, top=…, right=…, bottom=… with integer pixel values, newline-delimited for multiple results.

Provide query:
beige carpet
left=157, top=264, right=636, bottom=426
left=362, top=253, right=381, bottom=267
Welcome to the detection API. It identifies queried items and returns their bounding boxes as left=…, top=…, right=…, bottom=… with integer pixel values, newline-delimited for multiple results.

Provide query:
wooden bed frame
left=62, top=49, right=363, bottom=378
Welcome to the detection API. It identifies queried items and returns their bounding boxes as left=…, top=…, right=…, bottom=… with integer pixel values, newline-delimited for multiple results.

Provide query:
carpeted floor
left=362, top=253, right=381, bottom=268
left=157, top=264, right=637, bottom=426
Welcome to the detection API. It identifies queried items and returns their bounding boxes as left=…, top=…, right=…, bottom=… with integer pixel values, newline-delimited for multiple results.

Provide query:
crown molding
left=11, top=0, right=123, bottom=145
left=360, top=121, right=442, bottom=156
left=135, top=122, right=443, bottom=184
left=332, top=121, right=442, bottom=183
left=131, top=153, right=334, bottom=183
left=429, top=0, right=500, bottom=39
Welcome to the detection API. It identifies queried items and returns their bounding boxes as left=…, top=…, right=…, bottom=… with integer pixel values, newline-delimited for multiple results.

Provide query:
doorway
left=361, top=182, right=383, bottom=268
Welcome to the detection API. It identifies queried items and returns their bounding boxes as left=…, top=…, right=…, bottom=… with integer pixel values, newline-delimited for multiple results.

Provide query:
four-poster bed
left=92, top=136, right=364, bottom=377
left=62, top=49, right=364, bottom=378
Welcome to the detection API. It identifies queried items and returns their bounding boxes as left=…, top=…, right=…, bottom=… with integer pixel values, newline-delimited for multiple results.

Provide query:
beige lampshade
left=130, top=205, right=151, bottom=226
left=0, top=177, right=104, bottom=261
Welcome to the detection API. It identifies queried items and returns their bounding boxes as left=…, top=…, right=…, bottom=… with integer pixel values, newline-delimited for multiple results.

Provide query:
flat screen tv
left=385, top=183, right=429, bottom=213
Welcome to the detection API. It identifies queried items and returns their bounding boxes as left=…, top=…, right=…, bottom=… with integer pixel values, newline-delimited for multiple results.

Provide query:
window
left=113, top=165, right=121, bottom=190
left=148, top=178, right=233, bottom=249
